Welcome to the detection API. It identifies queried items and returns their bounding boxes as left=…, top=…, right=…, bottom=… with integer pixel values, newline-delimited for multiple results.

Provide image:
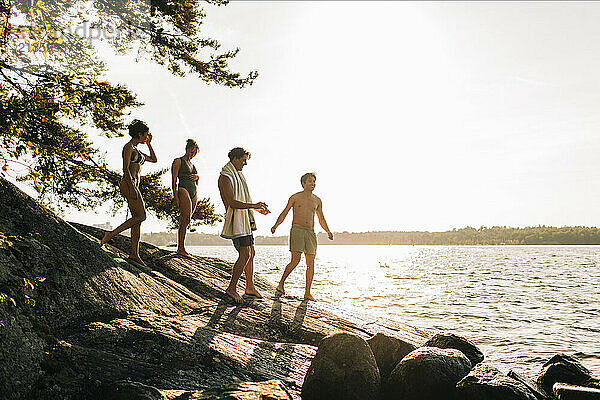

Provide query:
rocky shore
left=1, top=176, right=599, bottom=400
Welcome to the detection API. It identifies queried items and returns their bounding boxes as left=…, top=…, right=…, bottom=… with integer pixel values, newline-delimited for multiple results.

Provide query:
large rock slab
left=367, top=332, right=416, bottom=381
left=456, top=364, right=537, bottom=400
left=99, top=381, right=164, bottom=400
left=538, top=354, right=600, bottom=392
left=160, top=380, right=294, bottom=400
left=383, top=346, right=471, bottom=400
left=0, top=176, right=432, bottom=399
left=553, top=383, right=600, bottom=400
left=301, top=332, right=380, bottom=400
left=424, top=332, right=484, bottom=366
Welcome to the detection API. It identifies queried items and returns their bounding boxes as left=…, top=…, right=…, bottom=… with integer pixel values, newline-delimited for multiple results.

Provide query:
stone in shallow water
left=424, top=332, right=484, bottom=366
left=537, top=354, right=600, bottom=392
left=455, top=363, right=537, bottom=400
left=301, top=332, right=380, bottom=400
left=383, top=346, right=471, bottom=400
left=553, top=382, right=600, bottom=400
left=367, top=332, right=416, bottom=381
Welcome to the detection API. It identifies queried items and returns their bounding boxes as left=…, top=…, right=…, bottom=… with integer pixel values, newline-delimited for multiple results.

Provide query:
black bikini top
left=130, top=148, right=145, bottom=165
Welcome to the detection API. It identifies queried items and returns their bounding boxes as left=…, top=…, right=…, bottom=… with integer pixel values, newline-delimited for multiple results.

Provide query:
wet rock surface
left=0, top=177, right=431, bottom=400
left=383, top=346, right=471, bottom=400
left=508, top=370, right=552, bottom=400
left=456, top=363, right=537, bottom=400
left=301, top=332, right=381, bottom=400
left=424, top=332, right=484, bottom=366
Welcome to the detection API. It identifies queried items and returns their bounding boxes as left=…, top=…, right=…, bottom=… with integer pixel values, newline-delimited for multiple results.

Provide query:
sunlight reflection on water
left=188, top=244, right=600, bottom=376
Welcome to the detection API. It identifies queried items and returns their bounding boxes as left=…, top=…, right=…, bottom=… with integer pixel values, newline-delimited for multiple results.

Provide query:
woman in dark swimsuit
left=171, top=139, right=199, bottom=257
left=101, top=120, right=157, bottom=265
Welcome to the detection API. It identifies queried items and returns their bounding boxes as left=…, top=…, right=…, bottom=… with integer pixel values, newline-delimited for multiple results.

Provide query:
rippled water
left=188, top=245, right=600, bottom=375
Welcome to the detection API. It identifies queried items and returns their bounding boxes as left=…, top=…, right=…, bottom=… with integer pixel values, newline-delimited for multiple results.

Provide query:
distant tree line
left=141, top=226, right=600, bottom=246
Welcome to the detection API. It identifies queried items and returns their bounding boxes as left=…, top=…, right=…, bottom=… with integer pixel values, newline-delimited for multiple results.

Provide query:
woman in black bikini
left=171, top=139, right=199, bottom=257
left=101, top=120, right=157, bottom=265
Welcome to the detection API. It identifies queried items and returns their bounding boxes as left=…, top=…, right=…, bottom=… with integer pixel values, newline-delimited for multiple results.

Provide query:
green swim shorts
left=289, top=224, right=317, bottom=255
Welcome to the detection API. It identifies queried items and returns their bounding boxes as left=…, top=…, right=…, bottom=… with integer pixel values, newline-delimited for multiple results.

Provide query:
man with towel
left=218, top=147, right=270, bottom=303
left=271, top=172, right=333, bottom=301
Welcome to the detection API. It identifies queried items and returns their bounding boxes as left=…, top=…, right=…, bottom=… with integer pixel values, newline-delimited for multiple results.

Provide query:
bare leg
left=244, top=246, right=262, bottom=298
left=101, top=182, right=146, bottom=257
left=177, top=188, right=193, bottom=257
left=129, top=222, right=145, bottom=265
left=304, top=253, right=316, bottom=301
left=277, top=252, right=302, bottom=295
left=226, top=246, right=251, bottom=303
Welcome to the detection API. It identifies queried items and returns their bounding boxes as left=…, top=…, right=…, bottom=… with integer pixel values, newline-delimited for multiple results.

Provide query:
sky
left=37, top=2, right=600, bottom=235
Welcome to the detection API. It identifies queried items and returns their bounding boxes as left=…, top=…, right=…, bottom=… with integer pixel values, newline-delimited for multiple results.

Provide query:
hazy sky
left=53, top=2, right=600, bottom=234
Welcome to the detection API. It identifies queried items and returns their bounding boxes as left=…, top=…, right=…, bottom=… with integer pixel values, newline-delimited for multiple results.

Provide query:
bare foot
left=127, top=256, right=146, bottom=267
left=100, top=231, right=110, bottom=246
left=176, top=249, right=192, bottom=258
left=304, top=293, right=316, bottom=301
left=225, top=288, right=244, bottom=304
left=276, top=284, right=286, bottom=295
left=245, top=288, right=263, bottom=298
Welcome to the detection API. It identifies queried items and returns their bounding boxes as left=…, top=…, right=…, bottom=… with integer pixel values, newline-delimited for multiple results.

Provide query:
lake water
left=187, top=244, right=600, bottom=376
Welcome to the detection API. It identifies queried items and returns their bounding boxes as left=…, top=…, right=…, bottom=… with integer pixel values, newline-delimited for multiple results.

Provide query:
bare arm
left=316, top=198, right=333, bottom=240
left=218, top=175, right=267, bottom=210
left=138, top=133, right=157, bottom=163
left=171, top=158, right=181, bottom=207
left=271, top=195, right=294, bottom=233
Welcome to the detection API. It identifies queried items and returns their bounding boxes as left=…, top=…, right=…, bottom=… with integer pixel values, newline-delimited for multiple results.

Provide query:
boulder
left=367, top=332, right=416, bottom=381
left=508, top=370, right=552, bottom=400
left=301, top=332, right=380, bottom=400
left=383, top=346, right=471, bottom=400
left=553, top=383, right=600, bottom=400
left=537, top=354, right=600, bottom=392
left=424, top=332, right=484, bottom=366
left=456, top=363, right=537, bottom=400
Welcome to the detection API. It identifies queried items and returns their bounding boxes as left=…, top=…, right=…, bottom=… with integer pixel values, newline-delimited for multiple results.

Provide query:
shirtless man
left=271, top=172, right=333, bottom=301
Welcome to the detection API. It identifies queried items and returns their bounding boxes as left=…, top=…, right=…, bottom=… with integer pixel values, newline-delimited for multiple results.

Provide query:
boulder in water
left=383, top=346, right=471, bottom=400
left=553, top=382, right=600, bottom=400
left=456, top=363, right=537, bottom=400
left=537, top=354, right=600, bottom=392
left=367, top=332, right=416, bottom=381
left=424, top=332, right=484, bottom=366
left=301, top=332, right=380, bottom=400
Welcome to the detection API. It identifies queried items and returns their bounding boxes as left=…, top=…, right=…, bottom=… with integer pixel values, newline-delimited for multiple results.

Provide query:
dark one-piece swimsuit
left=178, top=157, right=197, bottom=199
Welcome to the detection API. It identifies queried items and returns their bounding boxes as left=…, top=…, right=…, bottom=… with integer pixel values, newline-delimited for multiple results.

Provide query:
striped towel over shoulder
left=220, top=161, right=256, bottom=239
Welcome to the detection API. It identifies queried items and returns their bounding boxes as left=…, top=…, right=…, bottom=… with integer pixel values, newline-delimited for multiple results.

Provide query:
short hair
left=228, top=147, right=250, bottom=161
left=128, top=120, right=148, bottom=139
left=301, top=172, right=316, bottom=187
left=186, top=139, right=198, bottom=150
